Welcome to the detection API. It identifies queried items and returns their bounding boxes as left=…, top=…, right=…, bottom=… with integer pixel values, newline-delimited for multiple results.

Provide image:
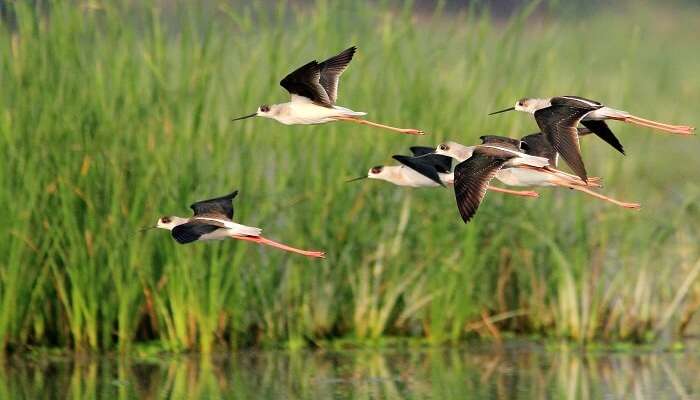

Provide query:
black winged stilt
left=232, top=46, right=424, bottom=135
left=152, top=190, right=325, bottom=259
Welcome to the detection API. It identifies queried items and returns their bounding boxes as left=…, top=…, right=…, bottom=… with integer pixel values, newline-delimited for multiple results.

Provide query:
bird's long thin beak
left=488, top=107, right=515, bottom=115
left=346, top=176, right=368, bottom=183
left=231, top=112, right=257, bottom=121
left=139, top=226, right=157, bottom=233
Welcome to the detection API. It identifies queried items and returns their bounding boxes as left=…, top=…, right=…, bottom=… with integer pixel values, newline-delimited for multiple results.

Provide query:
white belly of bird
left=398, top=167, right=442, bottom=187
left=199, top=228, right=235, bottom=241
left=495, top=168, right=554, bottom=187
left=278, top=102, right=364, bottom=125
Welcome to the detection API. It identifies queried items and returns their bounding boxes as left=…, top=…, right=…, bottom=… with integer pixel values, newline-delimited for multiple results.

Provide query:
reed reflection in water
left=2, top=344, right=698, bottom=399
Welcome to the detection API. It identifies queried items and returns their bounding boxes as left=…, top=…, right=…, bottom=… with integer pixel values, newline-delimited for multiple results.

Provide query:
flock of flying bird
left=152, top=46, right=695, bottom=259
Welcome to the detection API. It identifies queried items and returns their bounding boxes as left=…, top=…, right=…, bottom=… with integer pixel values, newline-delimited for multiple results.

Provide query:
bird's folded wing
left=171, top=221, right=221, bottom=244
left=392, top=155, right=445, bottom=186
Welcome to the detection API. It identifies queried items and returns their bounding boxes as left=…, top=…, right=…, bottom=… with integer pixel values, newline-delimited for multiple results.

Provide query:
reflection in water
left=1, top=343, right=698, bottom=399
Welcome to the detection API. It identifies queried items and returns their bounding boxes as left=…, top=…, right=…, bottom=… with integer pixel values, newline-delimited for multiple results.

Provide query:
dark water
left=3, top=342, right=699, bottom=399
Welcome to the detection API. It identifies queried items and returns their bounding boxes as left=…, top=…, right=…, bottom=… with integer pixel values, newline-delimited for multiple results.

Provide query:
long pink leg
left=335, top=116, right=424, bottom=135
left=232, top=236, right=326, bottom=259
left=534, top=166, right=603, bottom=188
left=621, top=115, right=694, bottom=135
left=551, top=179, right=641, bottom=209
left=487, top=186, right=539, bottom=198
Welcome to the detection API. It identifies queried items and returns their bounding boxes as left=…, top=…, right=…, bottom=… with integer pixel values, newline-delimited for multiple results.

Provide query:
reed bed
left=0, top=0, right=699, bottom=353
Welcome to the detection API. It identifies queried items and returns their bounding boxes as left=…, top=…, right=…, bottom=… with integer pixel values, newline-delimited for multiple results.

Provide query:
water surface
left=3, top=342, right=699, bottom=399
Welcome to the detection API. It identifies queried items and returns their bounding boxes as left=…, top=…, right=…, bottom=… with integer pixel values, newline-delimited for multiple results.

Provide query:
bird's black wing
left=534, top=104, right=598, bottom=182
left=554, top=96, right=603, bottom=108
left=581, top=120, right=625, bottom=155
left=409, top=146, right=436, bottom=157
left=453, top=148, right=514, bottom=223
left=280, top=60, right=332, bottom=107
left=479, top=135, right=522, bottom=149
left=392, top=155, right=445, bottom=186
left=408, top=147, right=453, bottom=173
left=190, top=190, right=238, bottom=220
left=520, top=132, right=558, bottom=166
left=171, top=221, right=220, bottom=244
left=317, top=46, right=356, bottom=104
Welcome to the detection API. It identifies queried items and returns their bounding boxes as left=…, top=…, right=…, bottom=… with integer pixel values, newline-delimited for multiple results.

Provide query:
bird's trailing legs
left=487, top=186, right=539, bottom=198
left=232, top=236, right=326, bottom=259
left=616, top=115, right=694, bottom=135
left=334, top=116, right=424, bottom=135
left=551, top=179, right=640, bottom=209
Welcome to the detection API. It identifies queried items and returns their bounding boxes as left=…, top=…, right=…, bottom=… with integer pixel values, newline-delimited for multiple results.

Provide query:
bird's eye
left=260, top=104, right=270, bottom=112
left=517, top=101, right=524, bottom=106
left=371, top=166, right=383, bottom=174
left=439, top=144, right=449, bottom=151
left=161, top=217, right=171, bottom=224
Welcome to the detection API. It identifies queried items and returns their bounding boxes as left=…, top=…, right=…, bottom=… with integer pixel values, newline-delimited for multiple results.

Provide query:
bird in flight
left=348, top=146, right=538, bottom=197
left=232, top=46, right=424, bottom=135
left=150, top=190, right=325, bottom=259
left=476, top=135, right=641, bottom=210
left=489, top=95, right=695, bottom=182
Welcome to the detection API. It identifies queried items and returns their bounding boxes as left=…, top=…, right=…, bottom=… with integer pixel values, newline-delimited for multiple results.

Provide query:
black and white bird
left=232, top=46, right=424, bottom=135
left=153, top=190, right=325, bottom=258
left=489, top=95, right=695, bottom=182
left=476, top=135, right=641, bottom=209
left=430, top=142, right=550, bottom=222
left=450, top=145, right=527, bottom=223
left=348, top=147, right=538, bottom=197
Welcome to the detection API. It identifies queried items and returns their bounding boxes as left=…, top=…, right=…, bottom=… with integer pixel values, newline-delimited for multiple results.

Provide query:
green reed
left=0, top=0, right=699, bottom=353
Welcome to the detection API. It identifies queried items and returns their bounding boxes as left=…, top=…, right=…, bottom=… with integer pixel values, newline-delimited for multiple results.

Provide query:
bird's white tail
left=333, top=106, right=367, bottom=117
left=229, top=223, right=262, bottom=237
left=510, top=153, right=550, bottom=168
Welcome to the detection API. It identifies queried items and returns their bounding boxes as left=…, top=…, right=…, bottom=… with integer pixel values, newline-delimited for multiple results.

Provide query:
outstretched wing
left=453, top=149, right=514, bottom=223
left=392, top=155, right=445, bottom=187
left=171, top=221, right=220, bottom=244
left=534, top=104, right=598, bottom=182
left=189, top=190, right=238, bottom=220
left=581, top=120, right=625, bottom=155
left=280, top=61, right=332, bottom=107
left=318, top=46, right=356, bottom=104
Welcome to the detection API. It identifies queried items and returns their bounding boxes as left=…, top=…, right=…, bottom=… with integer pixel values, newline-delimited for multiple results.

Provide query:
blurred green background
left=0, top=0, right=699, bottom=354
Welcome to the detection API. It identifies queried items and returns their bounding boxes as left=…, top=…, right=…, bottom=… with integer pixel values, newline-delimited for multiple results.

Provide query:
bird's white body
left=495, top=167, right=572, bottom=187
left=435, top=142, right=549, bottom=168
left=435, top=141, right=552, bottom=187
left=260, top=96, right=366, bottom=125
left=156, top=216, right=262, bottom=240
left=513, top=97, right=630, bottom=122
left=368, top=165, right=452, bottom=187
